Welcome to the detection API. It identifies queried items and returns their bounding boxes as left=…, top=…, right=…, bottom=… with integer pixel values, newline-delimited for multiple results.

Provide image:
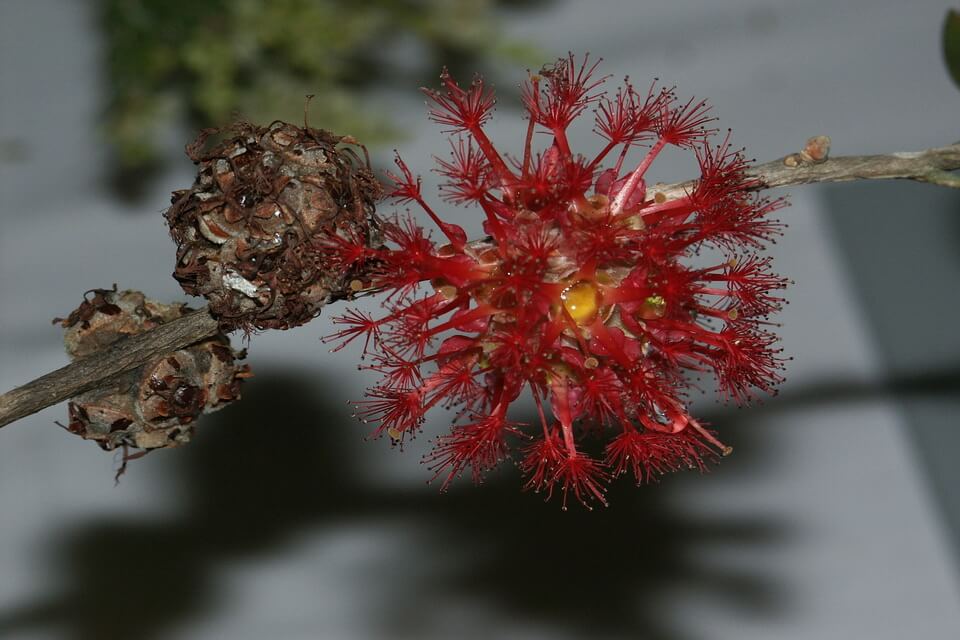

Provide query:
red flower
left=325, top=54, right=788, bottom=508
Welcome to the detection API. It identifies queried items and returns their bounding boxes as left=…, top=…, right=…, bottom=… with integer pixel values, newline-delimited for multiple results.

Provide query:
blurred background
left=1, top=0, right=959, bottom=638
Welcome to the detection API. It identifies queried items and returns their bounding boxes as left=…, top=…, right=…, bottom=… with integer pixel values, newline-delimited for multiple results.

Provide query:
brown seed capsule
left=55, top=288, right=251, bottom=453
left=165, top=121, right=383, bottom=331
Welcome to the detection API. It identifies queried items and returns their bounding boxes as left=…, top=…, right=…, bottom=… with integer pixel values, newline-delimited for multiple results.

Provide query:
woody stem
left=0, top=140, right=958, bottom=430
left=0, top=308, right=220, bottom=428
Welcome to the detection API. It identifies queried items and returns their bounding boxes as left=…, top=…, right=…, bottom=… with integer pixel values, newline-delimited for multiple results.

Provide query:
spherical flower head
left=325, top=54, right=789, bottom=508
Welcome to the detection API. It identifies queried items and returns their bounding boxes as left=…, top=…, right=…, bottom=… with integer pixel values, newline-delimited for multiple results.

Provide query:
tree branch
left=652, top=141, right=960, bottom=201
left=1, top=140, right=957, bottom=429
left=0, top=309, right=220, bottom=428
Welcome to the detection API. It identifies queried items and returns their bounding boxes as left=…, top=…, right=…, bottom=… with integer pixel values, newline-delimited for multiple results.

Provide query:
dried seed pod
left=165, top=121, right=383, bottom=331
left=55, top=288, right=252, bottom=452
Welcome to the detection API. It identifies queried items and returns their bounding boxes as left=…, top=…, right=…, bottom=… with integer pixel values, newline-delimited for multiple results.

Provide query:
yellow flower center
left=561, top=280, right=601, bottom=326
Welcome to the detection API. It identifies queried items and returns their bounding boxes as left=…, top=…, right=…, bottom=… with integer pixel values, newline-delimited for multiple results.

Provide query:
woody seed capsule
left=165, top=121, right=383, bottom=331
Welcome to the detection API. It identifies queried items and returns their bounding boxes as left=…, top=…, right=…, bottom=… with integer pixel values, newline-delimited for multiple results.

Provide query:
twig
left=0, top=141, right=957, bottom=430
left=652, top=141, right=960, bottom=201
left=0, top=309, right=219, bottom=428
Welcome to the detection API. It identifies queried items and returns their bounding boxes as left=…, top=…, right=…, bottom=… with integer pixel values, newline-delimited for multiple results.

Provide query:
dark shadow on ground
left=2, top=363, right=955, bottom=639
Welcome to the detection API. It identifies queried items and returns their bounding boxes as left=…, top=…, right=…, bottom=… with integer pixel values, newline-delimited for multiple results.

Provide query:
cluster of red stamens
left=324, top=54, right=788, bottom=508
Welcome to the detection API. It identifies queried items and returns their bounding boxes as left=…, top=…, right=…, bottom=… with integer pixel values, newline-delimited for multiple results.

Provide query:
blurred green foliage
left=99, top=0, right=544, bottom=185
left=944, top=9, right=960, bottom=90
